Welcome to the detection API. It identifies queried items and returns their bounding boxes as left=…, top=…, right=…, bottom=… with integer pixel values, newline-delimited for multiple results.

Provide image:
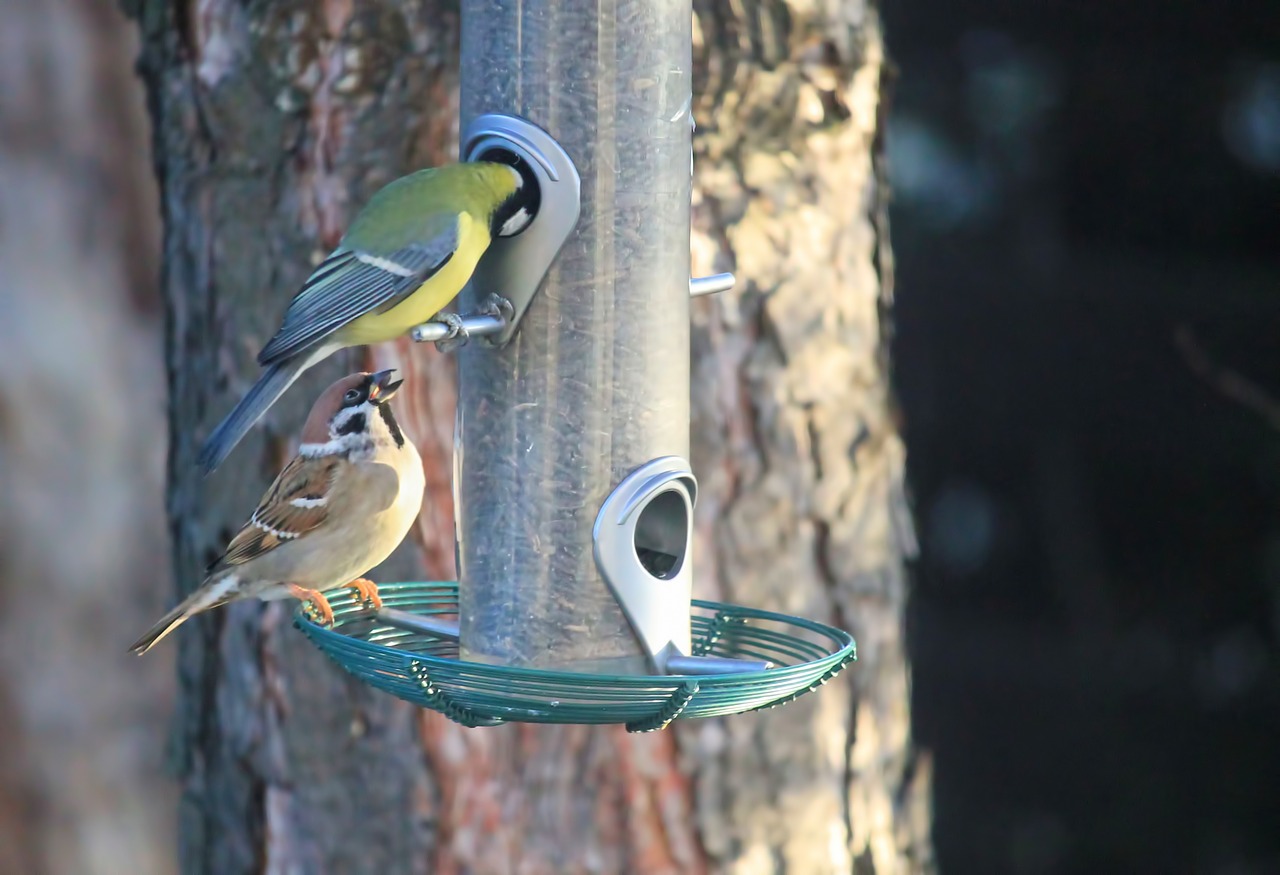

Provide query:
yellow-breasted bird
left=196, top=160, right=538, bottom=475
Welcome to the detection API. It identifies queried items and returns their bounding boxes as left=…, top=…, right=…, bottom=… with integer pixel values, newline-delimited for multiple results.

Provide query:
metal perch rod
left=411, top=273, right=735, bottom=344
left=689, top=272, right=736, bottom=298
left=373, top=608, right=774, bottom=676
left=410, top=312, right=506, bottom=344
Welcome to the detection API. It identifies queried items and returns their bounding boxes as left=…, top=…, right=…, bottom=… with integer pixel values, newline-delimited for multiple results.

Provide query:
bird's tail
left=197, top=349, right=323, bottom=476
left=129, top=575, right=239, bottom=655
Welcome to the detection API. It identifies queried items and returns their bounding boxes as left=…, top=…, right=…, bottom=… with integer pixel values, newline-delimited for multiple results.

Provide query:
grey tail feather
left=128, top=601, right=193, bottom=655
left=197, top=355, right=311, bottom=476
left=129, top=579, right=236, bottom=655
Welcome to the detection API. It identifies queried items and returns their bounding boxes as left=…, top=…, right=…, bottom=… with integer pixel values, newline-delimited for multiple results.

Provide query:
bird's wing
left=207, top=454, right=345, bottom=572
left=257, top=213, right=459, bottom=366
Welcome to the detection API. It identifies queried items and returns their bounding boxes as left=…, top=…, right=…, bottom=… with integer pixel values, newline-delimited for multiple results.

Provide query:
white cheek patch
left=499, top=206, right=532, bottom=237
left=300, top=439, right=346, bottom=457
left=329, top=403, right=375, bottom=439
left=298, top=401, right=382, bottom=460
left=300, top=435, right=373, bottom=459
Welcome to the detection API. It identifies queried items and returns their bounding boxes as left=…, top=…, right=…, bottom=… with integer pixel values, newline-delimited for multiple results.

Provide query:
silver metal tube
left=374, top=609, right=460, bottom=641
left=410, top=312, right=505, bottom=344
left=665, top=655, right=775, bottom=676
left=689, top=272, right=736, bottom=298
left=458, top=0, right=692, bottom=672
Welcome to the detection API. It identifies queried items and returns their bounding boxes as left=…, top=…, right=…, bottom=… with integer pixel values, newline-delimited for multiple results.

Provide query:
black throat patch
left=336, top=412, right=366, bottom=437
left=378, top=403, right=405, bottom=449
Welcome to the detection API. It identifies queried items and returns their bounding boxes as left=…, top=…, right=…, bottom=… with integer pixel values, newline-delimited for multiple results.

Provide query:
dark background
left=885, top=1, right=1280, bottom=872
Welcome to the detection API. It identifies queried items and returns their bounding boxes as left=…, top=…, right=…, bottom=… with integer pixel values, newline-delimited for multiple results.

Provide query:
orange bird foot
left=289, top=584, right=335, bottom=626
left=345, top=578, right=383, bottom=612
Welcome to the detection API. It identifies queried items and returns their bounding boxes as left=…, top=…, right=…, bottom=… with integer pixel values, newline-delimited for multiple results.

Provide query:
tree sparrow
left=131, top=368, right=425, bottom=654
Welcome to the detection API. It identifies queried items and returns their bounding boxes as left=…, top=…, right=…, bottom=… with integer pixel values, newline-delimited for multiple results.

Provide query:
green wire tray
left=294, top=581, right=856, bottom=732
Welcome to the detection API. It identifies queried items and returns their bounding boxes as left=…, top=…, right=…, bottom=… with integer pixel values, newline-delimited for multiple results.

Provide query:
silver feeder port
left=593, top=457, right=696, bottom=673
left=593, top=457, right=774, bottom=676
left=460, top=114, right=581, bottom=347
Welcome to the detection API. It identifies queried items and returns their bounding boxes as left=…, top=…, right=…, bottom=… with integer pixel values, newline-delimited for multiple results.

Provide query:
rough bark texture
left=683, top=3, right=931, bottom=872
left=132, top=0, right=930, bottom=872
left=128, top=1, right=459, bottom=871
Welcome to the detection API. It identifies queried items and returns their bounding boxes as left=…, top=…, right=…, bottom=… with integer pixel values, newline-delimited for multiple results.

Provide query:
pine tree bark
left=683, top=4, right=932, bottom=871
left=131, top=0, right=930, bottom=872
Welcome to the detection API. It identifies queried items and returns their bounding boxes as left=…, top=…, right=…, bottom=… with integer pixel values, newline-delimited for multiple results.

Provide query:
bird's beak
left=369, top=368, right=403, bottom=404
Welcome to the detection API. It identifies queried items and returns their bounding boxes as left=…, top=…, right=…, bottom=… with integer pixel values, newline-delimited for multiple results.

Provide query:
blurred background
left=0, top=0, right=174, bottom=874
left=1, top=0, right=1277, bottom=873
left=885, top=1, right=1280, bottom=873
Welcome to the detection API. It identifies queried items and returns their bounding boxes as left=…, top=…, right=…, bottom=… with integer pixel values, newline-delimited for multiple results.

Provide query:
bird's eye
left=344, top=389, right=361, bottom=403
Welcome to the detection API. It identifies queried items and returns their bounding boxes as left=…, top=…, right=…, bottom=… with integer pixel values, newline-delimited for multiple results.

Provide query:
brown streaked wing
left=207, top=455, right=343, bottom=572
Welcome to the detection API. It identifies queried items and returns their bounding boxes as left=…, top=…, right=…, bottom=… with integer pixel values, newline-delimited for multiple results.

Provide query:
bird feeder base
left=294, top=581, right=856, bottom=732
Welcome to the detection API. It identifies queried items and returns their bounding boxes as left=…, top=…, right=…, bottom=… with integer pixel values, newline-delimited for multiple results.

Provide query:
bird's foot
left=433, top=312, right=470, bottom=354
left=289, top=584, right=335, bottom=627
left=345, top=577, right=383, bottom=612
left=478, top=293, right=514, bottom=323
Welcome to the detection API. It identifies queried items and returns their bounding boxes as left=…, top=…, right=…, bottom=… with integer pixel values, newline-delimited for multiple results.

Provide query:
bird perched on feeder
left=196, top=160, right=539, bottom=475
left=131, top=369, right=424, bottom=655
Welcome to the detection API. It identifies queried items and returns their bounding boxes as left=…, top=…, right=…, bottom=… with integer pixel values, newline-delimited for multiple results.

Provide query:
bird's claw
left=345, top=578, right=383, bottom=612
left=479, top=293, right=514, bottom=323
left=433, top=312, right=470, bottom=353
left=430, top=296, right=512, bottom=352
left=290, top=584, right=335, bottom=627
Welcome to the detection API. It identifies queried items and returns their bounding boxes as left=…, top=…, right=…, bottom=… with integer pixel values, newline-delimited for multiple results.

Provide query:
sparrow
left=196, top=160, right=539, bottom=476
left=132, top=369, right=425, bottom=654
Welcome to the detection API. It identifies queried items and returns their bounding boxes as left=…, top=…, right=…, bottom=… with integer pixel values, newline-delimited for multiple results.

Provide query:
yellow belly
left=333, top=212, right=491, bottom=346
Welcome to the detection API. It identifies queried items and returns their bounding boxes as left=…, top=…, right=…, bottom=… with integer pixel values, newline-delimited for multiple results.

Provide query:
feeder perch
left=295, top=582, right=855, bottom=733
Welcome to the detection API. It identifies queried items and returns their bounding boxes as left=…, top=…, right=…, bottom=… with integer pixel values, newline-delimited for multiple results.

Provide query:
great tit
left=196, top=160, right=538, bottom=475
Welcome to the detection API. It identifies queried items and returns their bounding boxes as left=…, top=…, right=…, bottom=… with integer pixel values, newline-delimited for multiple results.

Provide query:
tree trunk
left=131, top=0, right=931, bottom=872
left=682, top=3, right=931, bottom=871
left=0, top=1, right=174, bottom=873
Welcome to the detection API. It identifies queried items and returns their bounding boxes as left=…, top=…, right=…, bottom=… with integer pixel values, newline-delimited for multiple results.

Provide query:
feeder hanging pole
left=456, top=0, right=693, bottom=672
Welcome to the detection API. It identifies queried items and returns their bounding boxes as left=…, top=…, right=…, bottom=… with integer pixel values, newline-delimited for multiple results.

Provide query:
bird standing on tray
left=196, top=160, right=539, bottom=475
left=132, top=369, right=424, bottom=655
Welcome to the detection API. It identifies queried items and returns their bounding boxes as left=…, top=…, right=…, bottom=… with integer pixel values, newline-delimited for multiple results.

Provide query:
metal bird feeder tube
left=455, top=0, right=694, bottom=673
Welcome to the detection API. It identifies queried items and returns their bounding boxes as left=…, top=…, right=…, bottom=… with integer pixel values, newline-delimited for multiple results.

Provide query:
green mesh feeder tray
left=294, top=581, right=856, bottom=732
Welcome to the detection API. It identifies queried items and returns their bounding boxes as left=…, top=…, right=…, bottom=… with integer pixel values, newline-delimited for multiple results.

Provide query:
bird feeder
left=295, top=0, right=855, bottom=731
